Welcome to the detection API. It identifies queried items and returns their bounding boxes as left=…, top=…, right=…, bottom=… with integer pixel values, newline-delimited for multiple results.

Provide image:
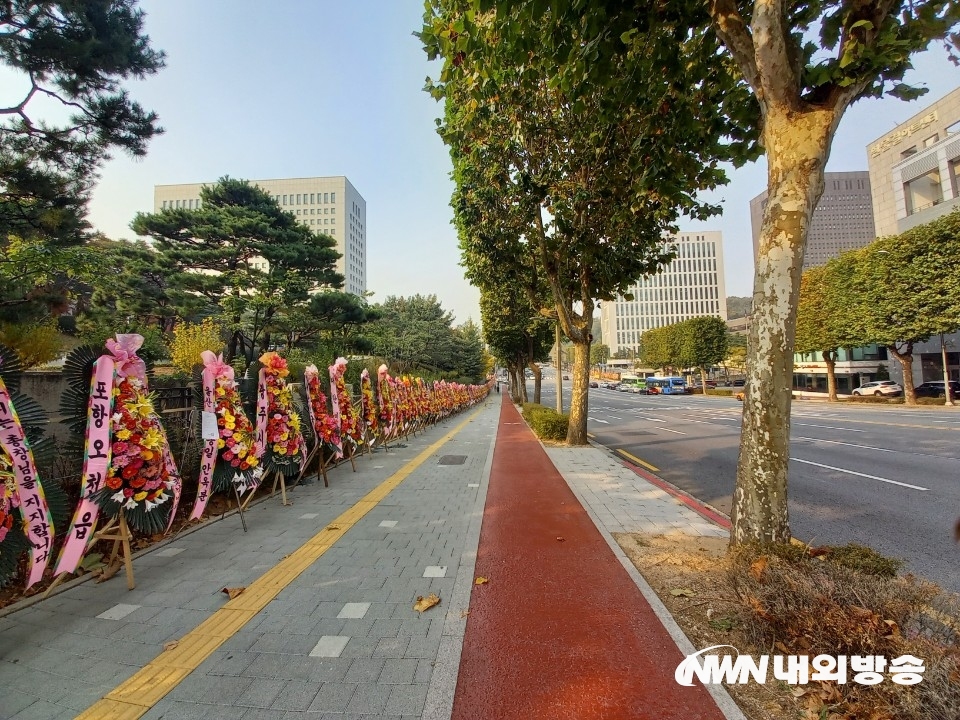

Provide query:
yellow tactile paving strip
left=77, top=406, right=486, bottom=720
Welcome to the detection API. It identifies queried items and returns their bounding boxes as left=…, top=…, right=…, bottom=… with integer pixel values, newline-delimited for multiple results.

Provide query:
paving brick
left=345, top=682, right=391, bottom=715
left=342, top=657, right=385, bottom=683
left=307, top=682, right=357, bottom=713
left=235, top=677, right=286, bottom=708
left=385, top=683, right=429, bottom=715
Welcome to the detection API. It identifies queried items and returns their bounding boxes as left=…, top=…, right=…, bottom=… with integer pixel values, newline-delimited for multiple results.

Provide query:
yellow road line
left=78, top=405, right=487, bottom=720
left=615, top=448, right=660, bottom=472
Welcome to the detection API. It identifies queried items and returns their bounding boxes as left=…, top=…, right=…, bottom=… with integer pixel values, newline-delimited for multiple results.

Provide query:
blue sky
left=85, top=1, right=959, bottom=325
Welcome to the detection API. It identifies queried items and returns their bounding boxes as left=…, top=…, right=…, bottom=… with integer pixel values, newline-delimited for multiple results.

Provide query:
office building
left=598, top=231, right=727, bottom=357
left=867, top=87, right=960, bottom=237
left=864, top=87, right=960, bottom=386
left=749, top=171, right=875, bottom=269
left=154, top=176, right=367, bottom=296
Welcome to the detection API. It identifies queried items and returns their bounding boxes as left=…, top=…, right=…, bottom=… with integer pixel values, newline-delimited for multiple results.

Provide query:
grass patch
left=727, top=543, right=960, bottom=720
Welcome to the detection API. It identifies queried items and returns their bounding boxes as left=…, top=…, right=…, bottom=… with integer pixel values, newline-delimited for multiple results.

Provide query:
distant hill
left=726, top=296, right=753, bottom=319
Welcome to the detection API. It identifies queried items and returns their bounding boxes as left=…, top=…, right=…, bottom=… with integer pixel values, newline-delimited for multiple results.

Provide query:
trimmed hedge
left=520, top=403, right=569, bottom=441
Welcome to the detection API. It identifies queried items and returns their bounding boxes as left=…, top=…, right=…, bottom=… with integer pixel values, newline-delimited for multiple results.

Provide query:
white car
left=851, top=380, right=903, bottom=397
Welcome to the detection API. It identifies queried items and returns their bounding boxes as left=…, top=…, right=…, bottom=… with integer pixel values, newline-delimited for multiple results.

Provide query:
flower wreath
left=305, top=365, right=340, bottom=449
left=258, top=352, right=305, bottom=475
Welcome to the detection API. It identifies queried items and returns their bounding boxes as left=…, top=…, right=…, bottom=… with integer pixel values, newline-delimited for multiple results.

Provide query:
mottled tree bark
left=824, top=350, right=838, bottom=401
left=566, top=340, right=591, bottom=444
left=731, top=105, right=839, bottom=545
left=888, top=342, right=916, bottom=404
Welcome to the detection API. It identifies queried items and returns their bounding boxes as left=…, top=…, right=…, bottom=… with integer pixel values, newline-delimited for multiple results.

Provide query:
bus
left=619, top=374, right=648, bottom=393
left=646, top=376, right=687, bottom=395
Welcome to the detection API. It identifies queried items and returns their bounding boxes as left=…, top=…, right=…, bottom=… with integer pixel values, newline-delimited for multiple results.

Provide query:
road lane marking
left=78, top=405, right=487, bottom=720
left=633, top=415, right=665, bottom=422
left=791, top=458, right=928, bottom=491
left=795, top=436, right=896, bottom=453
left=588, top=416, right=609, bottom=424
left=658, top=428, right=686, bottom=435
left=794, top=423, right=864, bottom=432
left=615, top=449, right=659, bottom=472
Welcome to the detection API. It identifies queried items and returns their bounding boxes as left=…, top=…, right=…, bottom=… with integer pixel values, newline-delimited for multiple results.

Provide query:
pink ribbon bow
left=200, top=350, right=233, bottom=380
left=106, top=334, right=146, bottom=380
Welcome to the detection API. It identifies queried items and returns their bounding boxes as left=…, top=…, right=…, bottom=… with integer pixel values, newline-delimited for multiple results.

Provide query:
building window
left=330, top=192, right=336, bottom=203
left=310, top=193, right=315, bottom=203
left=923, top=134, right=938, bottom=148
left=161, top=201, right=167, bottom=209
left=901, top=146, right=918, bottom=159
left=904, top=169, right=943, bottom=215
left=324, top=193, right=329, bottom=203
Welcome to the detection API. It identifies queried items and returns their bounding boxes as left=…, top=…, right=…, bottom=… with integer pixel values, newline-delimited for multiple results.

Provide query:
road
left=526, top=373, right=960, bottom=593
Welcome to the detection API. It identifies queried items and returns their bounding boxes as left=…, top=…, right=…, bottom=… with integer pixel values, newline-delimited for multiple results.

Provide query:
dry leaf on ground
left=670, top=587, right=696, bottom=597
left=326, top=525, right=341, bottom=531
left=749, top=556, right=768, bottom=580
left=222, top=586, right=245, bottom=599
left=162, top=640, right=179, bottom=651
left=413, top=593, right=441, bottom=613
left=475, top=577, right=489, bottom=585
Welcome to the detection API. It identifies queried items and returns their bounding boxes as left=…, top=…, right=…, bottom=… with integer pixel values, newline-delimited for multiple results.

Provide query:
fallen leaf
left=883, top=619, right=901, bottom=637
left=791, top=687, right=808, bottom=698
left=556, top=536, right=565, bottom=542
left=670, top=588, right=696, bottom=598
left=460, top=609, right=469, bottom=618
left=749, top=556, right=768, bottom=580
left=475, top=577, right=489, bottom=585
left=222, top=586, right=246, bottom=599
left=163, top=640, right=179, bottom=651
left=326, top=524, right=340, bottom=531
left=413, top=593, right=441, bottom=613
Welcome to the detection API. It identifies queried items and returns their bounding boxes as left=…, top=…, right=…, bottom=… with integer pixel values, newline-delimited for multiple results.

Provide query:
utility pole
left=556, top=322, right=563, bottom=414
left=941, top=333, right=955, bottom=407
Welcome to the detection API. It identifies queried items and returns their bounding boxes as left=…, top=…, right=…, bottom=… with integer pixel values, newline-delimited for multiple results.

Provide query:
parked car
left=914, top=380, right=960, bottom=398
left=852, top=380, right=903, bottom=397
left=589, top=381, right=599, bottom=388
left=562, top=375, right=570, bottom=380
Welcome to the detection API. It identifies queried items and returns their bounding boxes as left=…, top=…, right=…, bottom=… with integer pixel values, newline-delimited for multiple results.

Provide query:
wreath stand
left=228, top=483, right=248, bottom=532
left=269, top=469, right=293, bottom=506
left=93, top=510, right=136, bottom=590
left=293, top=441, right=330, bottom=489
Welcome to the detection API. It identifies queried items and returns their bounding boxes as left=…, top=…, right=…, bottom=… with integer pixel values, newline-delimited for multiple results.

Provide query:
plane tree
left=855, top=211, right=960, bottom=404
left=421, top=0, right=756, bottom=444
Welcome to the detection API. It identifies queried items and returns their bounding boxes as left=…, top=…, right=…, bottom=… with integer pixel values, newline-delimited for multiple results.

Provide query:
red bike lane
left=451, top=396, right=727, bottom=720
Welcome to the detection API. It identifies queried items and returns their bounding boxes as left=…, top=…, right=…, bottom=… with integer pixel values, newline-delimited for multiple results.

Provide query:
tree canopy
left=0, top=0, right=164, bottom=320
left=421, top=0, right=756, bottom=444
left=367, top=294, right=486, bottom=383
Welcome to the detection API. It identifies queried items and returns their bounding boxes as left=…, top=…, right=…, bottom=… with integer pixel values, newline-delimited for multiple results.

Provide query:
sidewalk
left=0, top=395, right=741, bottom=719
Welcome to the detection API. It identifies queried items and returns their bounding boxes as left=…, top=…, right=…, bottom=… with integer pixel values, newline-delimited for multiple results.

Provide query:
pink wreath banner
left=0, top=377, right=55, bottom=588
left=54, top=355, right=116, bottom=576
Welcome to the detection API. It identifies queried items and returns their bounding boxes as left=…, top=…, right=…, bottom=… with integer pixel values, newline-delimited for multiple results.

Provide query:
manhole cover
left=438, top=455, right=467, bottom=465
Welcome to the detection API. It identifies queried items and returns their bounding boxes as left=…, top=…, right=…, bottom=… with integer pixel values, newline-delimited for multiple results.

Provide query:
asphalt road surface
left=526, top=376, right=960, bottom=593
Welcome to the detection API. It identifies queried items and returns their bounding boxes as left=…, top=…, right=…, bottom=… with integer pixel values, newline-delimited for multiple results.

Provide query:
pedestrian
left=496, top=381, right=500, bottom=394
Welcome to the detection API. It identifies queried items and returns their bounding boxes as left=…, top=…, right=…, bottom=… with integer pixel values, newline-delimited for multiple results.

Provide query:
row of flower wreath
left=37, top=338, right=490, bottom=588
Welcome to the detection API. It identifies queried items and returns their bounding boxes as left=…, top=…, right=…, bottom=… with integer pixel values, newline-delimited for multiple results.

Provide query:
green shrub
left=524, top=403, right=568, bottom=441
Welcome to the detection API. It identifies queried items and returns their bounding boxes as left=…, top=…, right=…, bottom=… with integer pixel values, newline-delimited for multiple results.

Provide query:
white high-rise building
left=599, top=231, right=727, bottom=356
left=154, top=176, right=367, bottom=296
